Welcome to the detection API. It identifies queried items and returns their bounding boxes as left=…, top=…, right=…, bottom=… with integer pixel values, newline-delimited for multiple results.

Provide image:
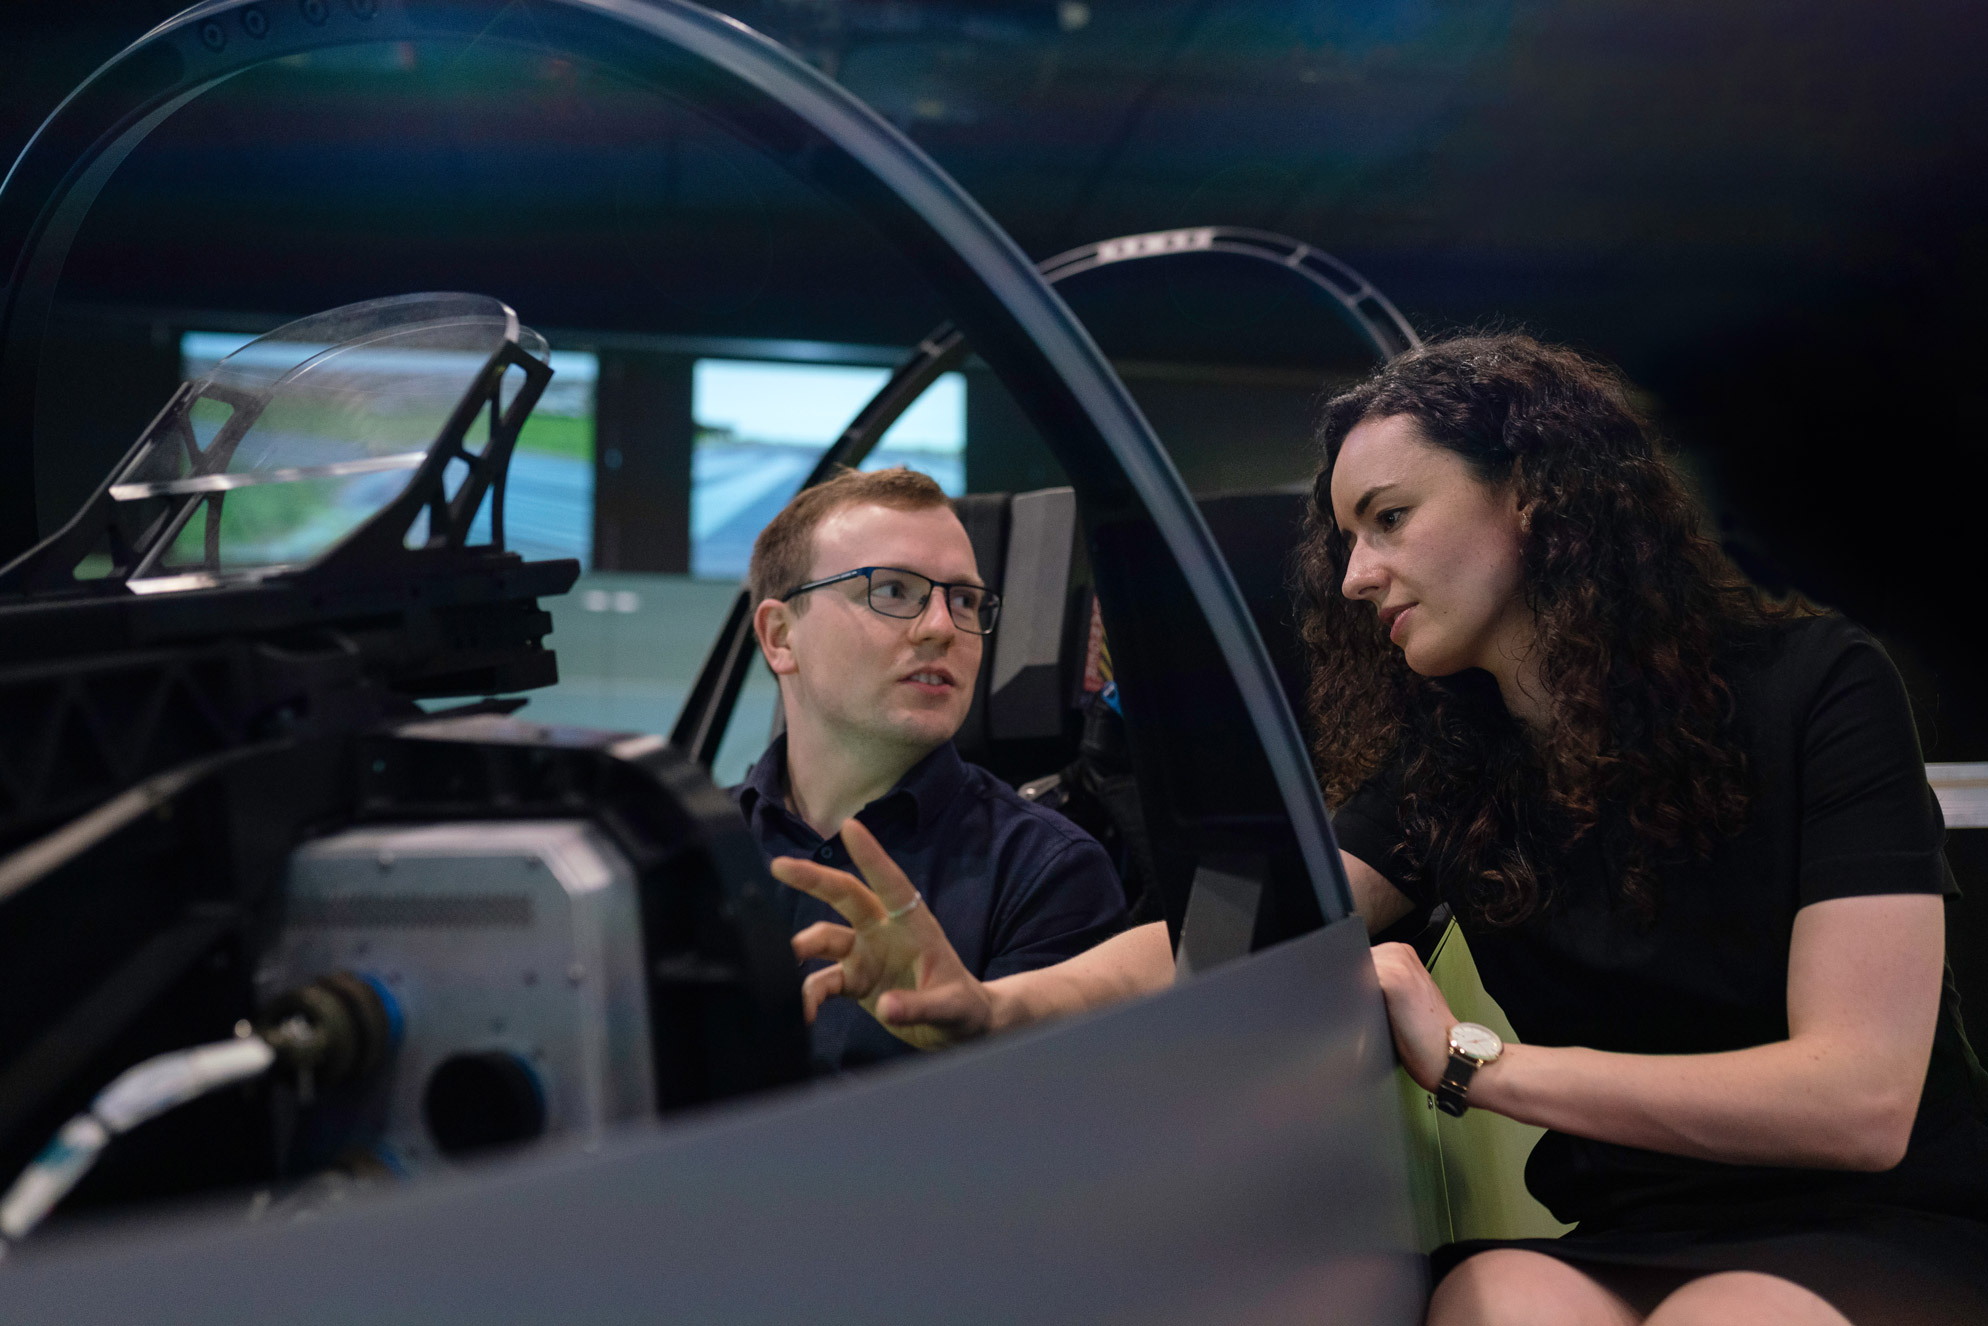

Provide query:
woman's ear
left=753, top=599, right=800, bottom=677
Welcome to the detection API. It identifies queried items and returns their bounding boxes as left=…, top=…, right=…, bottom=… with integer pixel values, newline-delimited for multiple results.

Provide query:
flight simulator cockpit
left=0, top=2, right=1439, bottom=1320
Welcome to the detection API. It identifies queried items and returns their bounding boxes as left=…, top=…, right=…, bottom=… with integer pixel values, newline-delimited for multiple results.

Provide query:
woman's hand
left=1371, top=941, right=1459, bottom=1091
left=769, top=818, right=994, bottom=1051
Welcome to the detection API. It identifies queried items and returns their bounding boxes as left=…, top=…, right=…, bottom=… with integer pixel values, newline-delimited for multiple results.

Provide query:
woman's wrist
left=1459, top=1041, right=1531, bottom=1119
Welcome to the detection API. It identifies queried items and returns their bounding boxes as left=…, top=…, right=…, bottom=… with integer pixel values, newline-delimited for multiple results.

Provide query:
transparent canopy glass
left=110, top=292, right=548, bottom=578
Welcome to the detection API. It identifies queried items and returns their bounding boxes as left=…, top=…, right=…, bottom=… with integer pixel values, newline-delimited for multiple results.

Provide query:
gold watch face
left=1449, top=1022, right=1503, bottom=1063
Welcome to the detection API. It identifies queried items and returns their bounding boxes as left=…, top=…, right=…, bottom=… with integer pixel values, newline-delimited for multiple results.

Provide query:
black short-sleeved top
left=735, top=736, right=1127, bottom=1075
left=1332, top=614, right=1988, bottom=1230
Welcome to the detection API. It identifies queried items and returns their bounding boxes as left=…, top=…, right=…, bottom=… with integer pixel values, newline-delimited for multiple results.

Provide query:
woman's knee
left=1645, top=1271, right=1850, bottom=1326
left=1428, top=1249, right=1640, bottom=1326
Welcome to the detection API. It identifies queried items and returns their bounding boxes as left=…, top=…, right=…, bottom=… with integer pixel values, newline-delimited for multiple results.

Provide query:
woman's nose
left=1341, top=539, right=1383, bottom=601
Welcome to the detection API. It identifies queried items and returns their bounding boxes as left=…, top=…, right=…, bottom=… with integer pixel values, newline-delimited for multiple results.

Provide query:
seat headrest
left=952, top=485, right=1311, bottom=761
left=950, top=487, right=1081, bottom=755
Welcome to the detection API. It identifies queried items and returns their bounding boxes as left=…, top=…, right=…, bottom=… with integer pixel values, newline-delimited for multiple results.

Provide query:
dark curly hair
left=1298, top=333, right=1803, bottom=925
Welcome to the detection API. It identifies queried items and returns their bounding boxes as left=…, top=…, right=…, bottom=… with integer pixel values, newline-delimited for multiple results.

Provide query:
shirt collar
left=878, top=739, right=968, bottom=832
left=737, top=734, right=968, bottom=836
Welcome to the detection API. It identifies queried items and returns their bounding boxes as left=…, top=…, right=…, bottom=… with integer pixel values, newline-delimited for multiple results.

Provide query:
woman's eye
left=1377, top=507, right=1406, bottom=531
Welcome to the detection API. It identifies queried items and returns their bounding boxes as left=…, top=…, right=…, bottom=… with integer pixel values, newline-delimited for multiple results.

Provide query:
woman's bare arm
left=1343, top=850, right=1417, bottom=934
left=1374, top=892, right=1944, bottom=1170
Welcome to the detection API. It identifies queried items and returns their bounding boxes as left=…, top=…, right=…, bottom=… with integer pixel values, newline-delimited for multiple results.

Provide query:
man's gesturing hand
left=769, top=818, right=994, bottom=1051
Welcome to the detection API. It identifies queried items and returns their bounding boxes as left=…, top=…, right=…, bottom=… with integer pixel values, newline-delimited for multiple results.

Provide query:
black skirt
left=1433, top=1207, right=1988, bottom=1325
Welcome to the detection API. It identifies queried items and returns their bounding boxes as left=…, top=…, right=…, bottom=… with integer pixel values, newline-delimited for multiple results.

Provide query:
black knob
left=257, top=970, right=398, bottom=1087
left=423, top=1052, right=546, bottom=1156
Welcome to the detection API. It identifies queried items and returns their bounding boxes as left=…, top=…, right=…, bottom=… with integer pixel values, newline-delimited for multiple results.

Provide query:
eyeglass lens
left=866, top=568, right=999, bottom=633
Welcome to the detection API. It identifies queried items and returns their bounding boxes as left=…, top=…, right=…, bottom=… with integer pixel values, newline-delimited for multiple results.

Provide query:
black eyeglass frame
left=781, top=565, right=1002, bottom=635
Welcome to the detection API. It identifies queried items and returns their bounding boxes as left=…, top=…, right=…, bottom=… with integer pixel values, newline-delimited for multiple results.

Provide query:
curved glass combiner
left=131, top=293, right=546, bottom=579
left=1, top=293, right=552, bottom=594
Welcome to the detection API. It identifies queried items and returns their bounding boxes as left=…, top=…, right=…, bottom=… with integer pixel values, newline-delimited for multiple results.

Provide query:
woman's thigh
left=1428, top=1249, right=1642, bottom=1326
left=1645, top=1271, right=1849, bottom=1326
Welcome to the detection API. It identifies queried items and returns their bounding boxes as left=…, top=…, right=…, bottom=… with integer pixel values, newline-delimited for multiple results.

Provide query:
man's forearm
left=986, top=921, right=1174, bottom=1032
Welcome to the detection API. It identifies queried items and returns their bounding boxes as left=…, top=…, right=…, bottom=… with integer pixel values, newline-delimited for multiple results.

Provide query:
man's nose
left=908, top=589, right=958, bottom=641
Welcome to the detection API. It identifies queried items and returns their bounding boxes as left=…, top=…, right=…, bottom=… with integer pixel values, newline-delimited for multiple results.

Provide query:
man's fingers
left=877, top=985, right=975, bottom=1030
left=801, top=964, right=845, bottom=1024
left=840, top=818, right=922, bottom=917
left=769, top=856, right=887, bottom=928
left=770, top=826, right=924, bottom=930
left=791, top=921, right=855, bottom=964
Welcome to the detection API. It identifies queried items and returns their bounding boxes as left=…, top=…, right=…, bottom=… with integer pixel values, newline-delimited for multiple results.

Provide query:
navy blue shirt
left=734, top=736, right=1127, bottom=1073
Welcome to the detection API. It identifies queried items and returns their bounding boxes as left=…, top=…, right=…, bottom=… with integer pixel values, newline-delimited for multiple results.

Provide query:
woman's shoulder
left=1721, top=610, right=1884, bottom=693
left=1721, top=611, right=1921, bottom=753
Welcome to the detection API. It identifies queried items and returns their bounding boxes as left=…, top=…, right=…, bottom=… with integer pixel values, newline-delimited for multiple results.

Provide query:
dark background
left=4, top=0, right=1984, bottom=760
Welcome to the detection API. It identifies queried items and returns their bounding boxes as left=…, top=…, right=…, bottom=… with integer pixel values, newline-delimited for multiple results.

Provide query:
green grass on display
left=164, top=477, right=368, bottom=568
left=67, top=406, right=591, bottom=579
left=513, top=411, right=593, bottom=460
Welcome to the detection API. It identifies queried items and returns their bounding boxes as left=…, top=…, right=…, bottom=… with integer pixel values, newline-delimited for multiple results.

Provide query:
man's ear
left=753, top=598, right=800, bottom=677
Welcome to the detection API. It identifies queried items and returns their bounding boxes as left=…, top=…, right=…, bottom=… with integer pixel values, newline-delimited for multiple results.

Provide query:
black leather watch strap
left=1433, top=1053, right=1480, bottom=1117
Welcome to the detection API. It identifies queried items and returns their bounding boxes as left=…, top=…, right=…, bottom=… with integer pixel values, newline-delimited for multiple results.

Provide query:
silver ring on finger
left=884, top=892, right=924, bottom=922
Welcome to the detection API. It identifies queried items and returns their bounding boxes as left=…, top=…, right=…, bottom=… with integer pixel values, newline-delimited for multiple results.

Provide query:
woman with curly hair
left=773, top=333, right=1988, bottom=1324
left=1299, top=333, right=1987, bottom=1325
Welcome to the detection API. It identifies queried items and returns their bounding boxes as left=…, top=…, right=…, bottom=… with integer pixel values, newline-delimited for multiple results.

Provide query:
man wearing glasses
left=738, top=467, right=1126, bottom=1072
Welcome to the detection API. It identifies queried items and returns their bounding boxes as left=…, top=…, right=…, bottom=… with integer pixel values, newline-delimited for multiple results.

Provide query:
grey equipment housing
left=270, top=816, right=655, bottom=1168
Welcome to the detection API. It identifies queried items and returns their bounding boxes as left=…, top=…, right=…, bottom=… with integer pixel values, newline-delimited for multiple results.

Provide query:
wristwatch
left=1433, top=1022, right=1504, bottom=1117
